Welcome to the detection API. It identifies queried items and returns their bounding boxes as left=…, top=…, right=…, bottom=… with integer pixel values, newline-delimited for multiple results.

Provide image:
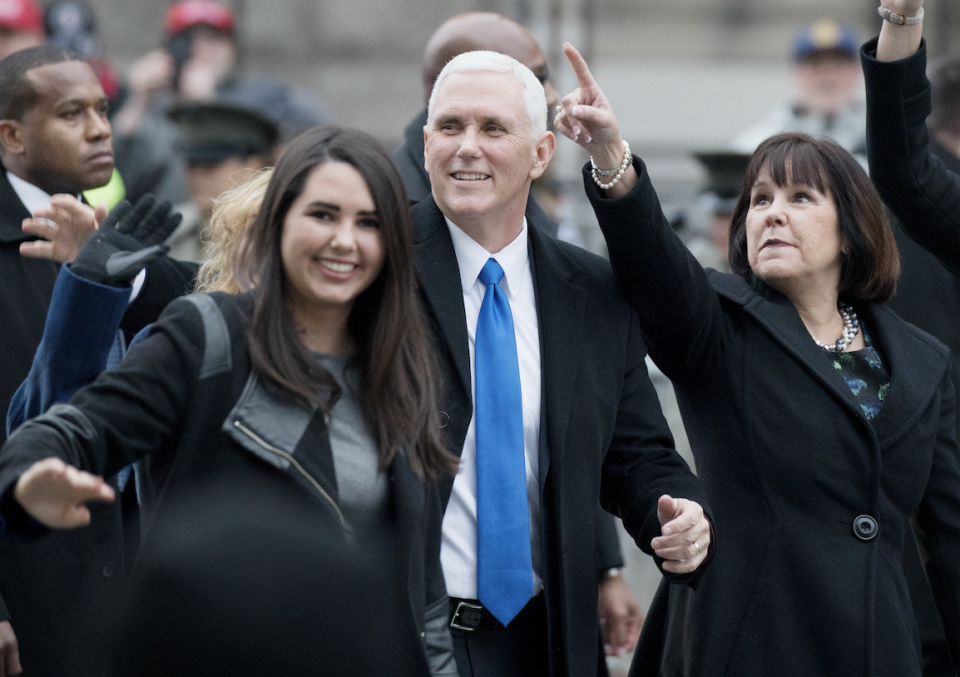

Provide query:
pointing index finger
left=563, top=42, right=597, bottom=90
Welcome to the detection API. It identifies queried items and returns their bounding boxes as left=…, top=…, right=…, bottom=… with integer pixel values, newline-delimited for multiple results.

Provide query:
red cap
left=0, top=0, right=43, bottom=34
left=164, top=0, right=235, bottom=38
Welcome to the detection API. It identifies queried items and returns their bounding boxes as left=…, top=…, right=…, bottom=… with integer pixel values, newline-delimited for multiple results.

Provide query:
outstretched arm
left=863, top=0, right=959, bottom=276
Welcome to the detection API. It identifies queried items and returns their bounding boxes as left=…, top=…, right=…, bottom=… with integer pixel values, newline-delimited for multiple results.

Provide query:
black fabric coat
left=0, top=168, right=131, bottom=676
left=862, top=38, right=959, bottom=277
left=412, top=196, right=711, bottom=677
left=0, top=292, right=448, bottom=675
left=588, top=161, right=960, bottom=677
left=0, top=168, right=59, bottom=447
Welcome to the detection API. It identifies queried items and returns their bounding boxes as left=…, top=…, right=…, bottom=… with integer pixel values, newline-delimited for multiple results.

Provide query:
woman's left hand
left=650, top=494, right=712, bottom=574
left=555, top=43, right=638, bottom=196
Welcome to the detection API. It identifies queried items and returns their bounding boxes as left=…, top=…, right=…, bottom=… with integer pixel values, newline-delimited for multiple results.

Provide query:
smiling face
left=280, top=161, right=385, bottom=323
left=424, top=70, right=552, bottom=235
left=745, top=162, right=844, bottom=296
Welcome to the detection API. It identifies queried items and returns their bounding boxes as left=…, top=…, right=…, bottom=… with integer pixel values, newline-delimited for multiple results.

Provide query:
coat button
left=438, top=411, right=450, bottom=428
left=102, top=562, right=116, bottom=578
left=853, top=515, right=878, bottom=541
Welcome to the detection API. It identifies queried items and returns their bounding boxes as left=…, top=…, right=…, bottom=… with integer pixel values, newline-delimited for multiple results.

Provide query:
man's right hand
left=0, top=621, right=22, bottom=676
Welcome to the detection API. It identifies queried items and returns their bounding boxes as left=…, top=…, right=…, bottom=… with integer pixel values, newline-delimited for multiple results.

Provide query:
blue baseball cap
left=794, top=19, right=858, bottom=62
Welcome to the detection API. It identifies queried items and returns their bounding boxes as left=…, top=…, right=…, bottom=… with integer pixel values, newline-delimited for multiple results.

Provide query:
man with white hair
left=415, top=50, right=714, bottom=677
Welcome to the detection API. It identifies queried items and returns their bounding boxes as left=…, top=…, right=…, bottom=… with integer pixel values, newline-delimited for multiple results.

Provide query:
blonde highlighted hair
left=194, top=168, right=273, bottom=294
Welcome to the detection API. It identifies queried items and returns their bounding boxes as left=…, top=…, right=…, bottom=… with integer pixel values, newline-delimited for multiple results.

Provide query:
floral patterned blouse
left=827, top=331, right=890, bottom=420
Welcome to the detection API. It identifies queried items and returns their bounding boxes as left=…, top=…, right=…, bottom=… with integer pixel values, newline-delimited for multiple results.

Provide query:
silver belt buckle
left=449, top=600, right=484, bottom=631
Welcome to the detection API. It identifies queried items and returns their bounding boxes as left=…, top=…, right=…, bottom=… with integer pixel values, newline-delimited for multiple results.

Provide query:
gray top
left=314, top=353, right=389, bottom=539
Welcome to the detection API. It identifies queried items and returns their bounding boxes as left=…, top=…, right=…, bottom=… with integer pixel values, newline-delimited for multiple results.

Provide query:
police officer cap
left=168, top=101, right=279, bottom=166
left=693, top=151, right=752, bottom=212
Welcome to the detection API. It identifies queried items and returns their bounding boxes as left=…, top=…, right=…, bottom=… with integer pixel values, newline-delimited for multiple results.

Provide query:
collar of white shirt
left=6, top=172, right=64, bottom=216
left=444, top=215, right=529, bottom=299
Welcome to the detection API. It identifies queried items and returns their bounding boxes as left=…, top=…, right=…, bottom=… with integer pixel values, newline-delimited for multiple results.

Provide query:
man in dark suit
left=0, top=45, right=122, bottom=677
left=417, top=50, right=712, bottom=677
left=398, top=14, right=644, bottom=661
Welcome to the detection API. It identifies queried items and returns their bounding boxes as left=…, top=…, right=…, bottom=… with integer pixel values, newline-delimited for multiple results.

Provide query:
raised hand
left=19, top=195, right=106, bottom=264
left=13, top=458, right=115, bottom=529
left=554, top=43, right=622, bottom=153
left=650, top=494, right=711, bottom=574
left=555, top=43, right=638, bottom=196
left=70, top=194, right=182, bottom=286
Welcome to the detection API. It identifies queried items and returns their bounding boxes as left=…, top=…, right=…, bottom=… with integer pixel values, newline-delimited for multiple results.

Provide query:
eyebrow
left=55, top=96, right=108, bottom=109
left=306, top=200, right=378, bottom=217
left=434, top=113, right=509, bottom=129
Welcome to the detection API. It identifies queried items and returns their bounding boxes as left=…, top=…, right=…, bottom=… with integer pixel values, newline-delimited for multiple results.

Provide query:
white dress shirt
left=440, top=216, right=543, bottom=600
left=7, top=172, right=145, bottom=301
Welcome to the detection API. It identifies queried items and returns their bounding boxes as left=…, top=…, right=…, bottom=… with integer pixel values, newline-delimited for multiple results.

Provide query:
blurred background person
left=111, top=0, right=323, bottom=204
left=732, top=19, right=866, bottom=159
left=0, top=0, right=41, bottom=62
left=165, top=100, right=279, bottom=261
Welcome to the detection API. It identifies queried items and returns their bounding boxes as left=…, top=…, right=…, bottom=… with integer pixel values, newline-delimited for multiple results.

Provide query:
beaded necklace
left=813, top=301, right=860, bottom=353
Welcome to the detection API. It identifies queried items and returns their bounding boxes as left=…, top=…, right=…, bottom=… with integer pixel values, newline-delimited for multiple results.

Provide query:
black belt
left=448, top=598, right=501, bottom=631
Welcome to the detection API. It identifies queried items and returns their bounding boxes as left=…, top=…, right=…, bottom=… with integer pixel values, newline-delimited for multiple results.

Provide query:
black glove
left=71, top=195, right=182, bottom=286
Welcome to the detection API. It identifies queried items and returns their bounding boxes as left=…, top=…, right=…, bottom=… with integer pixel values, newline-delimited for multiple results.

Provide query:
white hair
left=427, top=50, right=547, bottom=137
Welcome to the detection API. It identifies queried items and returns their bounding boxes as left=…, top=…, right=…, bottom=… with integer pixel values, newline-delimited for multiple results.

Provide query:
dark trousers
left=451, top=593, right=550, bottom=677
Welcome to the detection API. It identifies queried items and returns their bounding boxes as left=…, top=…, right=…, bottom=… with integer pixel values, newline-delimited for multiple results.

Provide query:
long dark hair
left=728, top=133, right=900, bottom=302
left=237, top=125, right=456, bottom=480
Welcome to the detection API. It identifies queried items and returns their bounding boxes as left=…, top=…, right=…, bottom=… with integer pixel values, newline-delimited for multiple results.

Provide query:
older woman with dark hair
left=0, top=125, right=459, bottom=676
left=554, top=45, right=959, bottom=676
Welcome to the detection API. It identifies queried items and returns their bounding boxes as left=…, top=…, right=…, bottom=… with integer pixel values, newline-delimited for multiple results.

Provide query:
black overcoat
left=0, top=169, right=133, bottom=676
left=411, top=196, right=711, bottom=677
left=586, top=161, right=960, bottom=677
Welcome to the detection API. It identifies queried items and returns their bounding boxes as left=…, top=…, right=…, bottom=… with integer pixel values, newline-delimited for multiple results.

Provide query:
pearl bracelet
left=591, top=140, right=632, bottom=190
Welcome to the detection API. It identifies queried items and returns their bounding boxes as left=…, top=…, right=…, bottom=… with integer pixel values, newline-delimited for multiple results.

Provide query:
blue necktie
left=475, top=258, right=533, bottom=626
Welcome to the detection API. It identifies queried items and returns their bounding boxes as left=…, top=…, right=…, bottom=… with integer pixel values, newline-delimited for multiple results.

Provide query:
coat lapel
left=412, top=197, right=472, bottom=406
left=528, top=224, right=587, bottom=484
left=858, top=301, right=949, bottom=445
left=713, top=273, right=869, bottom=425
left=0, top=169, right=35, bottom=245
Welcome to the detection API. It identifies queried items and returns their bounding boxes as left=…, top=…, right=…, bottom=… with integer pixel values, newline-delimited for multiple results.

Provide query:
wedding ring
left=694, top=542, right=701, bottom=557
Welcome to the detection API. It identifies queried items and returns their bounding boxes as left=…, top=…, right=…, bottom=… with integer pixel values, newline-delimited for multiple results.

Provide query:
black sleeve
left=595, top=504, right=625, bottom=571
left=585, top=158, right=729, bottom=384
left=600, top=310, right=714, bottom=587
left=861, top=38, right=960, bottom=277
left=0, top=297, right=206, bottom=500
left=120, top=258, right=199, bottom=338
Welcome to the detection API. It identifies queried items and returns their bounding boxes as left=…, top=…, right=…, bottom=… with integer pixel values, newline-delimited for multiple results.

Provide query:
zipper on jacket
left=232, top=419, right=347, bottom=529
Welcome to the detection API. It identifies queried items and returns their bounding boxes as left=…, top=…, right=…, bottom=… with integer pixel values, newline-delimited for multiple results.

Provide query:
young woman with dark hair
left=555, top=45, right=958, bottom=677
left=0, top=125, right=459, bottom=676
